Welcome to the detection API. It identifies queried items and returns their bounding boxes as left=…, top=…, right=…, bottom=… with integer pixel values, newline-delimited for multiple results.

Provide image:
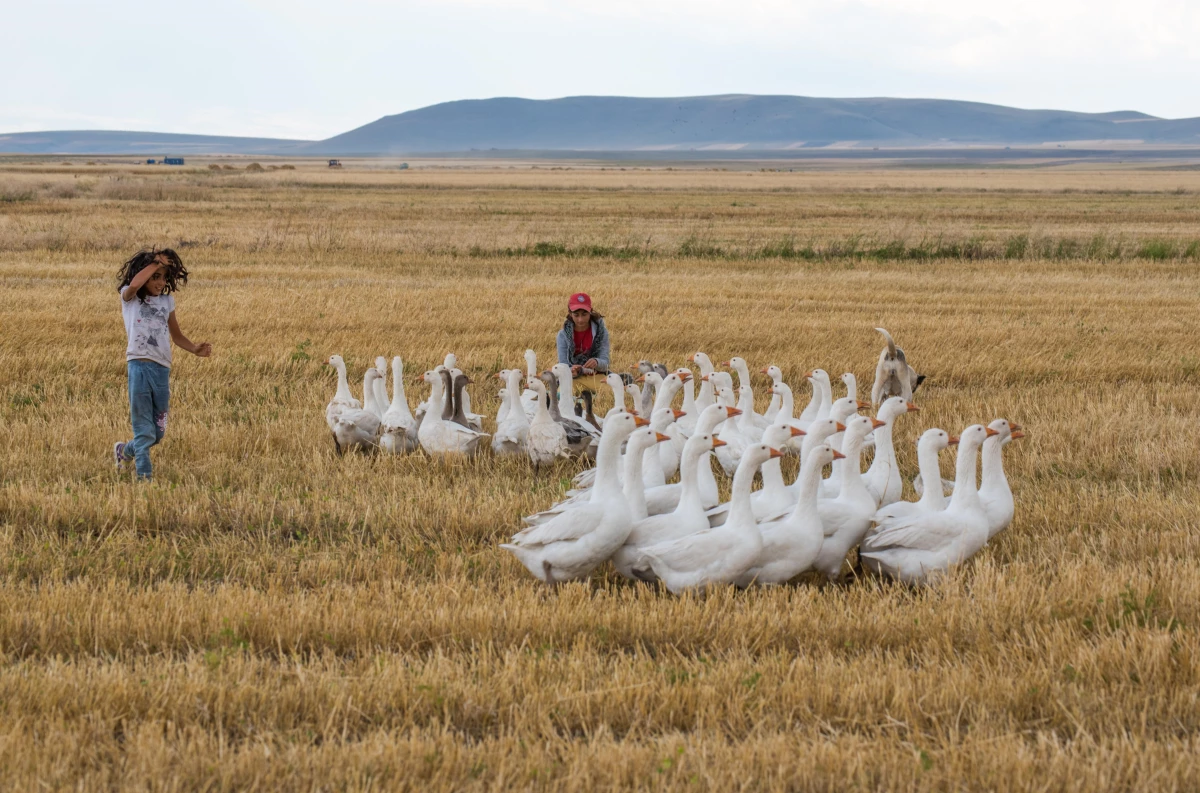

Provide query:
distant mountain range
left=4, top=95, right=1200, bottom=155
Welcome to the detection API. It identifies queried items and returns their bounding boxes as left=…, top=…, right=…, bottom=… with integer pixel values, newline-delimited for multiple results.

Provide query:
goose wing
left=510, top=503, right=606, bottom=547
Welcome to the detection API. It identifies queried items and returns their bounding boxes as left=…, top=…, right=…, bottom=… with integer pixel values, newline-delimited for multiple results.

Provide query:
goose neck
left=949, top=440, right=982, bottom=509
left=981, top=436, right=1006, bottom=487
left=790, top=452, right=826, bottom=514
left=727, top=453, right=761, bottom=524
left=916, top=441, right=946, bottom=508
left=335, top=362, right=353, bottom=401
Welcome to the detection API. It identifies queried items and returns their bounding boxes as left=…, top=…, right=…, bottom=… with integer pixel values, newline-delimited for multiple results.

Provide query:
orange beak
left=832, top=450, right=846, bottom=460
left=986, top=427, right=1000, bottom=437
left=948, top=435, right=960, bottom=445
left=701, top=374, right=711, bottom=382
left=672, top=409, right=686, bottom=420
left=871, top=418, right=886, bottom=430
left=857, top=400, right=872, bottom=411
left=712, top=436, right=728, bottom=448
left=629, top=363, right=639, bottom=372
left=760, top=367, right=769, bottom=374
left=654, top=431, right=671, bottom=443
left=323, top=357, right=331, bottom=365
left=790, top=426, right=806, bottom=437
left=721, top=360, right=731, bottom=367
left=679, top=372, right=692, bottom=382
left=1011, top=430, right=1026, bottom=440
left=906, top=402, right=919, bottom=412
left=494, top=372, right=503, bottom=380
left=835, top=422, right=846, bottom=431
left=726, top=407, right=743, bottom=417
left=803, top=370, right=814, bottom=379
left=636, top=375, right=645, bottom=384
left=768, top=447, right=784, bottom=459
left=634, top=416, right=651, bottom=427
left=766, top=387, right=775, bottom=395
left=1010, top=422, right=1023, bottom=432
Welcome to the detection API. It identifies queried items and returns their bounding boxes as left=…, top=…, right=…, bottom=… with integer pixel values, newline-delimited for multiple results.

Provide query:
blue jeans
left=123, top=359, right=170, bottom=479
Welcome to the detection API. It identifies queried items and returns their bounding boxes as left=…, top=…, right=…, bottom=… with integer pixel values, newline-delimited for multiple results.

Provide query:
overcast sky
left=3, top=0, right=1198, bottom=139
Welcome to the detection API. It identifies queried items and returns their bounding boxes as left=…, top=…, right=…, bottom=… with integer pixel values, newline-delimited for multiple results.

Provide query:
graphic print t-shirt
left=121, top=292, right=175, bottom=368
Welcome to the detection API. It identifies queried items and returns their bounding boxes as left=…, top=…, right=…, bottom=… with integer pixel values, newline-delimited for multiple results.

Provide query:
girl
left=113, top=248, right=211, bottom=480
left=556, top=292, right=610, bottom=376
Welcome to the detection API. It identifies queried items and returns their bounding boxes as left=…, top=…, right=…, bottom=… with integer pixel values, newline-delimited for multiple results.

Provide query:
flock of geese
left=324, top=338, right=1024, bottom=589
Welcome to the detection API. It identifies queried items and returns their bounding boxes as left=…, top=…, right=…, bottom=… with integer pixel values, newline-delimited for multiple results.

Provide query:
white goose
left=862, top=397, right=919, bottom=507
left=794, top=369, right=823, bottom=427
left=736, top=444, right=841, bottom=587
left=724, top=357, right=771, bottom=437
left=647, top=372, right=686, bottom=480
left=981, top=419, right=1023, bottom=539
left=418, top=370, right=488, bottom=456
left=637, top=443, right=779, bottom=594
left=870, top=428, right=957, bottom=523
left=641, top=408, right=683, bottom=489
left=502, top=412, right=646, bottom=584
left=492, top=368, right=531, bottom=457
left=614, top=433, right=723, bottom=580
left=808, top=369, right=834, bottom=423
left=690, top=353, right=716, bottom=411
left=812, top=415, right=880, bottom=580
left=524, top=377, right=570, bottom=470
left=371, top=356, right=390, bottom=419
left=859, top=424, right=996, bottom=584
left=602, top=372, right=628, bottom=425
left=762, top=365, right=784, bottom=422
left=643, top=404, right=740, bottom=515
left=712, top=387, right=750, bottom=476
left=330, top=368, right=382, bottom=454
left=520, top=349, right=541, bottom=421
left=324, top=354, right=362, bottom=432
left=379, top=356, right=418, bottom=454
left=675, top=369, right=699, bottom=436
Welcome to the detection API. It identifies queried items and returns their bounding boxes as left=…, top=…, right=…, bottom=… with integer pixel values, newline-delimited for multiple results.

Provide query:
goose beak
left=494, top=373, right=503, bottom=380
left=760, top=367, right=769, bottom=374
left=672, top=409, right=686, bottom=420
left=712, top=436, right=728, bottom=448
left=835, top=422, right=846, bottom=431
left=1010, top=422, right=1023, bottom=431
left=720, top=360, right=731, bottom=367
left=701, top=374, right=711, bottom=382
left=766, top=387, right=775, bottom=395
left=906, top=402, right=920, bottom=412
left=804, top=370, right=813, bottom=379
left=986, top=427, right=1000, bottom=437
left=726, top=407, right=743, bottom=417
left=768, top=447, right=784, bottom=459
left=688, top=353, right=697, bottom=362
left=323, top=357, right=331, bottom=365
left=790, top=426, right=806, bottom=437
left=1011, top=430, right=1026, bottom=440
left=634, top=417, right=651, bottom=427
left=654, top=432, right=671, bottom=443
left=636, top=376, right=645, bottom=384
left=832, top=450, right=846, bottom=460
left=871, top=418, right=886, bottom=429
left=629, top=363, right=639, bottom=372
left=857, top=400, right=872, bottom=411
left=948, top=435, right=960, bottom=445
left=679, top=373, right=692, bottom=382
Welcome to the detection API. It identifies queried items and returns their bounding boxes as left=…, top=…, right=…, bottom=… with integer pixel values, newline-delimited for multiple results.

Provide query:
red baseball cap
left=569, top=293, right=592, bottom=312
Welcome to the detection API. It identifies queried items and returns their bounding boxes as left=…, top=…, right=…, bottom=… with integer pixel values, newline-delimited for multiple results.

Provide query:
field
left=2, top=157, right=1200, bottom=791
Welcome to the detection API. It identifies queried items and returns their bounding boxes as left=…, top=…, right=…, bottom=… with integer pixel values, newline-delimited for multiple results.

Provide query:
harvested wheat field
left=1, top=159, right=1199, bottom=791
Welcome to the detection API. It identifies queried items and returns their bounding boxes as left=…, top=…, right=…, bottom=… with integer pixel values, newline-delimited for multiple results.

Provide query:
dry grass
left=1, top=159, right=1198, bottom=791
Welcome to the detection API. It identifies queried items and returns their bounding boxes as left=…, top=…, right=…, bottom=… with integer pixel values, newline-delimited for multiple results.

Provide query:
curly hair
left=117, top=248, right=189, bottom=301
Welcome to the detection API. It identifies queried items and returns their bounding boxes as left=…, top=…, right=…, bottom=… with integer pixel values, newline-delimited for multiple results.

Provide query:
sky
left=2, top=0, right=1198, bottom=140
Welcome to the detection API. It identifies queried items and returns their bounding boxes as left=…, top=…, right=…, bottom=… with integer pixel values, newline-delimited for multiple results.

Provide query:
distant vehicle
left=328, top=159, right=342, bottom=168
left=164, top=157, right=184, bottom=165
left=146, top=159, right=156, bottom=165
left=399, top=162, right=409, bottom=170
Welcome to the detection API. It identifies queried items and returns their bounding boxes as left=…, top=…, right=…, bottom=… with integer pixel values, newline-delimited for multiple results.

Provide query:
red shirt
left=573, top=326, right=594, bottom=356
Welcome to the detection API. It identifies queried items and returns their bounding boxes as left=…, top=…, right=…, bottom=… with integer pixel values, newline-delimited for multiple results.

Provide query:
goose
left=445, top=365, right=486, bottom=432
left=723, top=357, right=771, bottom=434
left=841, top=372, right=857, bottom=402
left=496, top=370, right=512, bottom=425
left=524, top=377, right=571, bottom=470
left=542, top=371, right=594, bottom=457
left=765, top=381, right=804, bottom=454
left=330, top=368, right=382, bottom=454
left=705, top=421, right=804, bottom=526
left=643, top=404, right=741, bottom=515
left=614, top=433, right=723, bottom=580
left=762, top=365, right=784, bottom=421
left=415, top=368, right=444, bottom=431
left=713, top=389, right=750, bottom=476
left=324, top=354, right=362, bottom=433
left=502, top=412, right=647, bottom=584
left=379, top=356, right=419, bottom=454
left=736, top=444, right=842, bottom=587
left=492, top=369, right=531, bottom=457
left=675, top=369, right=699, bottom=435
left=822, top=396, right=869, bottom=476
left=859, top=424, right=996, bottom=584
left=809, top=369, right=834, bottom=423
left=605, top=373, right=627, bottom=421
left=628, top=365, right=657, bottom=417
left=870, top=429, right=957, bottom=523
left=520, top=349, right=541, bottom=421
left=690, top=353, right=716, bottom=411
left=641, top=408, right=684, bottom=489
left=795, top=369, right=822, bottom=427
left=812, top=415, right=880, bottom=581
left=418, top=369, right=488, bottom=456
left=625, top=381, right=644, bottom=416
left=362, top=362, right=383, bottom=419
left=980, top=419, right=1023, bottom=539
left=369, top=356, right=390, bottom=419
left=647, top=372, right=686, bottom=479
left=576, top=389, right=602, bottom=431
left=863, top=397, right=919, bottom=507
left=636, top=443, right=779, bottom=594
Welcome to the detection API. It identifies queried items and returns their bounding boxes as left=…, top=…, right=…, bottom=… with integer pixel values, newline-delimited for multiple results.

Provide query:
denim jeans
left=123, top=359, right=170, bottom=479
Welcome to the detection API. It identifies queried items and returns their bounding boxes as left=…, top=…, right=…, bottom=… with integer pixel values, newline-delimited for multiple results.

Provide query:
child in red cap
left=556, top=292, right=610, bottom=376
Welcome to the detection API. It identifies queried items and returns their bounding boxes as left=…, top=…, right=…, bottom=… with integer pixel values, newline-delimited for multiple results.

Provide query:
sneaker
left=113, top=442, right=128, bottom=472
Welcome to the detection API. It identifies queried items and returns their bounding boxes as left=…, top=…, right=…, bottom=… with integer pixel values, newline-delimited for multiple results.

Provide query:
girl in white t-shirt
left=113, top=248, right=211, bottom=480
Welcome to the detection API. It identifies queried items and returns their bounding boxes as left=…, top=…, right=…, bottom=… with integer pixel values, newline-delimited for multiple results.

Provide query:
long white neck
left=867, top=414, right=896, bottom=474
left=653, top=381, right=680, bottom=413
left=675, top=440, right=704, bottom=509
left=624, top=439, right=650, bottom=520
left=390, top=361, right=411, bottom=417
left=981, top=436, right=1007, bottom=491
left=556, top=369, right=575, bottom=415
left=777, top=387, right=794, bottom=421
left=506, top=372, right=528, bottom=426
left=916, top=440, right=948, bottom=510
left=815, top=379, right=832, bottom=420
left=788, top=451, right=826, bottom=519
left=531, top=385, right=553, bottom=425
left=949, top=438, right=983, bottom=511
left=836, top=432, right=871, bottom=502
left=427, top=377, right=444, bottom=415
left=363, top=374, right=379, bottom=415
left=797, top=380, right=819, bottom=422
left=592, top=427, right=628, bottom=497
left=525, top=352, right=537, bottom=379
left=733, top=362, right=751, bottom=391
left=680, top=378, right=696, bottom=415
left=726, top=452, right=762, bottom=528
left=335, top=362, right=353, bottom=402
left=695, top=376, right=714, bottom=410
left=609, top=380, right=626, bottom=413
left=736, top=387, right=755, bottom=424
left=761, top=446, right=786, bottom=493
left=843, top=374, right=857, bottom=401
